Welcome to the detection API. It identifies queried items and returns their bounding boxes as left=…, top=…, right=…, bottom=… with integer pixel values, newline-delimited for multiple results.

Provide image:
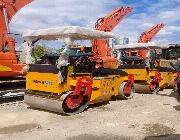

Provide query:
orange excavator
left=92, top=6, right=132, bottom=68
left=0, top=0, right=33, bottom=77
left=137, top=23, right=165, bottom=59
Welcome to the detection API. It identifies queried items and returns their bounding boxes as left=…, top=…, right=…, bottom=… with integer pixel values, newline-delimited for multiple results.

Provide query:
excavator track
left=0, top=89, right=24, bottom=103
left=0, top=77, right=25, bottom=103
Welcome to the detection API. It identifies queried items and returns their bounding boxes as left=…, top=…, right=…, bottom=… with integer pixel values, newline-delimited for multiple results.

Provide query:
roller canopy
left=114, top=42, right=169, bottom=50
left=23, top=26, right=118, bottom=42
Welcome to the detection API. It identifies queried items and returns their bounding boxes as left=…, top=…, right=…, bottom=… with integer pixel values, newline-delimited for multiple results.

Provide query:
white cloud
left=8, top=0, right=180, bottom=48
left=10, top=0, right=118, bottom=32
left=158, top=29, right=173, bottom=36
left=113, top=1, right=180, bottom=43
left=160, top=11, right=176, bottom=19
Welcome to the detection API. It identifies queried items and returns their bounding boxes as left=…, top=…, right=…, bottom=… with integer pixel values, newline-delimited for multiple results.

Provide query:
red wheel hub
left=124, top=84, right=132, bottom=95
left=65, top=77, right=93, bottom=110
left=65, top=94, right=84, bottom=110
left=149, top=82, right=157, bottom=91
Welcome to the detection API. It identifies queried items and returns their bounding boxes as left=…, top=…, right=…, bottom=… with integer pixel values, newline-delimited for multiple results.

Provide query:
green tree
left=33, top=45, right=47, bottom=59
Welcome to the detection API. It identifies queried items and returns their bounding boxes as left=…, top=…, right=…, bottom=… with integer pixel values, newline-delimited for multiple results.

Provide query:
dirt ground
left=0, top=89, right=180, bottom=140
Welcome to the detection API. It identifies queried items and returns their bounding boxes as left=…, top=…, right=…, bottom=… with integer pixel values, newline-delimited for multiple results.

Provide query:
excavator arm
left=137, top=23, right=165, bottom=59
left=95, top=7, right=132, bottom=32
left=138, top=23, right=165, bottom=43
left=0, top=0, right=33, bottom=22
left=92, top=7, right=132, bottom=59
left=0, top=0, right=33, bottom=51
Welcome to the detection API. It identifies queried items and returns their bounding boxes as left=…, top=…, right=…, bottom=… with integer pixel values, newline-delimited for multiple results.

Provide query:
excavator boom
left=138, top=23, right=165, bottom=43
left=137, top=23, right=165, bottom=59
left=0, top=0, right=33, bottom=22
left=95, top=7, right=132, bottom=32
left=92, top=7, right=132, bottom=60
left=0, top=0, right=33, bottom=51
left=0, top=0, right=33, bottom=33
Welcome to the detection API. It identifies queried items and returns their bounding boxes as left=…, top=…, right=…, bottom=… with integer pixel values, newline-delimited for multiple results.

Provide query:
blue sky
left=9, top=0, right=180, bottom=48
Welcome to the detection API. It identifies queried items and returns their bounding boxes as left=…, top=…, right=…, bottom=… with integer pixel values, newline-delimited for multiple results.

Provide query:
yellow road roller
left=162, top=44, right=180, bottom=95
left=22, top=26, right=134, bottom=115
left=113, top=42, right=176, bottom=94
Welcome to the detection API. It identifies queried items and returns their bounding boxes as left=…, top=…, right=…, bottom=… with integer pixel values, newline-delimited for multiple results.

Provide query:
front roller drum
left=24, top=91, right=89, bottom=115
left=119, top=82, right=134, bottom=99
left=25, top=77, right=93, bottom=115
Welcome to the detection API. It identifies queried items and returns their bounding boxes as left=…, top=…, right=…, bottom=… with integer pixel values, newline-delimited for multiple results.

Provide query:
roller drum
left=118, top=82, right=134, bottom=99
left=134, top=83, right=159, bottom=94
left=24, top=91, right=89, bottom=115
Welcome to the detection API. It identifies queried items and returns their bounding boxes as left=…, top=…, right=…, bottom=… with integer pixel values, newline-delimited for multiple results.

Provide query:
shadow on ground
left=67, top=134, right=131, bottom=140
left=158, top=89, right=180, bottom=103
left=144, top=134, right=180, bottom=140
left=143, top=123, right=175, bottom=137
left=0, top=123, right=41, bottom=134
left=173, top=105, right=180, bottom=111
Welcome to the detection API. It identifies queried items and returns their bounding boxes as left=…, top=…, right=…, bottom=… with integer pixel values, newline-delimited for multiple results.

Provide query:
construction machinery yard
left=0, top=0, right=180, bottom=140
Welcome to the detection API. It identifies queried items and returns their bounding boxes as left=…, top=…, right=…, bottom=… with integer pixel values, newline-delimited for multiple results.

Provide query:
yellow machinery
left=121, top=67, right=175, bottom=94
left=161, top=44, right=180, bottom=95
left=113, top=42, right=176, bottom=94
left=25, top=67, right=132, bottom=114
left=23, top=26, right=134, bottom=115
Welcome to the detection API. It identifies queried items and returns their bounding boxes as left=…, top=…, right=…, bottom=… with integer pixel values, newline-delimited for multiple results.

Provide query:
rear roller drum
left=118, top=82, right=134, bottom=99
left=134, top=83, right=159, bottom=94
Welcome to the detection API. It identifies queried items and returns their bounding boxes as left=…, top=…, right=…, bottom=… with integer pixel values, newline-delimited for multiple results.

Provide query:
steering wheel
left=74, top=56, right=93, bottom=73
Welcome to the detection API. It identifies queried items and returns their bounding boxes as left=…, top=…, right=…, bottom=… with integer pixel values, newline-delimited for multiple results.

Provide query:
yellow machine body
left=122, top=69, right=155, bottom=81
left=25, top=67, right=133, bottom=115
left=26, top=72, right=70, bottom=94
left=159, top=72, right=176, bottom=88
left=121, top=68, right=175, bottom=93
left=26, top=72, right=127, bottom=105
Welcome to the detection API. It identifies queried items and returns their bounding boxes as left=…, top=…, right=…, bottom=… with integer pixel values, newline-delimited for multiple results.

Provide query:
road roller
left=166, top=44, right=180, bottom=95
left=22, top=26, right=134, bottom=115
left=170, top=61, right=180, bottom=95
left=113, top=42, right=176, bottom=94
